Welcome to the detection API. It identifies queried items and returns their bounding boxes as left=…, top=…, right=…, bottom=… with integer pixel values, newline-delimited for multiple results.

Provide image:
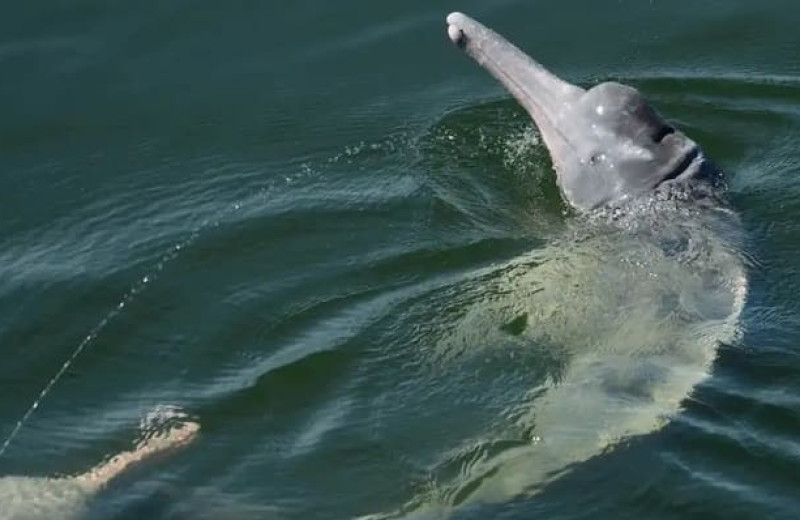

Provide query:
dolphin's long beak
left=446, top=12, right=583, bottom=165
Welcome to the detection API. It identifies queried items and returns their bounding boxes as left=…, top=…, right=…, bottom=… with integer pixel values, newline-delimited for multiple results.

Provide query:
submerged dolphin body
left=359, top=12, right=747, bottom=519
left=0, top=416, right=199, bottom=520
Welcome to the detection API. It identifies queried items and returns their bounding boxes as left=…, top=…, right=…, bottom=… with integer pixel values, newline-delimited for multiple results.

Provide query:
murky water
left=2, top=2, right=800, bottom=519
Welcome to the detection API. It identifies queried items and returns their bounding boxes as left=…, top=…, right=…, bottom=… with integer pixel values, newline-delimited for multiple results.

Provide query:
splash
left=0, top=135, right=405, bottom=460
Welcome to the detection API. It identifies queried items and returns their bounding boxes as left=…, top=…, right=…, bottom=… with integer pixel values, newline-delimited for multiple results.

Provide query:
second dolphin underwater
left=361, top=12, right=748, bottom=519
left=0, top=409, right=199, bottom=520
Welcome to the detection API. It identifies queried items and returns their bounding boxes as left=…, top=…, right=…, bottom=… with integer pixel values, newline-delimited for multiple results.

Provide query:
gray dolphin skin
left=446, top=11, right=717, bottom=211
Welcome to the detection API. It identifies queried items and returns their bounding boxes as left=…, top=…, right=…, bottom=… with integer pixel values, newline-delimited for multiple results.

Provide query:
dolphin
left=446, top=11, right=722, bottom=212
left=0, top=415, right=199, bottom=520
left=357, top=12, right=747, bottom=519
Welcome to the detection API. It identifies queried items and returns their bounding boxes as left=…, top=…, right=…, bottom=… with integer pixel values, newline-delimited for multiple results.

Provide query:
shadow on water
left=89, top=481, right=285, bottom=520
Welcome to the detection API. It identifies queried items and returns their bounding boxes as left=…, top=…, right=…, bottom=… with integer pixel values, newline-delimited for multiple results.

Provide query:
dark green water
left=2, top=1, right=800, bottom=519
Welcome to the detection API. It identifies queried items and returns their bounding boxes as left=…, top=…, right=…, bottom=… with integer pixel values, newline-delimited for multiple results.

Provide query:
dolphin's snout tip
left=446, top=12, right=467, bottom=47
left=446, top=12, right=464, bottom=25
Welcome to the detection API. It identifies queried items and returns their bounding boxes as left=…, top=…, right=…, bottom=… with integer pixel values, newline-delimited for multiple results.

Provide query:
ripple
left=4, top=12, right=800, bottom=516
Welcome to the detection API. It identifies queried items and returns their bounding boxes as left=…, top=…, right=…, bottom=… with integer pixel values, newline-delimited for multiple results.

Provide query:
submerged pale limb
left=0, top=407, right=199, bottom=520
left=75, top=419, right=199, bottom=493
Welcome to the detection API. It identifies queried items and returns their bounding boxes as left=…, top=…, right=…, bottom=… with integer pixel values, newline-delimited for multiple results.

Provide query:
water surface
left=2, top=1, right=800, bottom=519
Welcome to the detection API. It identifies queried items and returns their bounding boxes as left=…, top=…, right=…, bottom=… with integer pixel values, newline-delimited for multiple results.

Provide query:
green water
left=2, top=1, right=800, bottom=519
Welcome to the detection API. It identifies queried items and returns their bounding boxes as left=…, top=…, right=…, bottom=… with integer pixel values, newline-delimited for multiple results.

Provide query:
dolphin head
left=446, top=12, right=710, bottom=211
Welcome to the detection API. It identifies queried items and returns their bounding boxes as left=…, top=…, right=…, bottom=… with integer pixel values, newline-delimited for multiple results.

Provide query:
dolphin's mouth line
left=662, top=147, right=702, bottom=183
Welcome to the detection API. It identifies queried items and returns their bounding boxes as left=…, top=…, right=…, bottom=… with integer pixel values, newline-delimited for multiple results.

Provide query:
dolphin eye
left=588, top=153, right=605, bottom=165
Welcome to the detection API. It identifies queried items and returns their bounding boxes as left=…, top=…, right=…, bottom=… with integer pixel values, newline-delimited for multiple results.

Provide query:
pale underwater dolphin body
left=358, top=12, right=748, bottom=520
left=0, top=416, right=199, bottom=520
